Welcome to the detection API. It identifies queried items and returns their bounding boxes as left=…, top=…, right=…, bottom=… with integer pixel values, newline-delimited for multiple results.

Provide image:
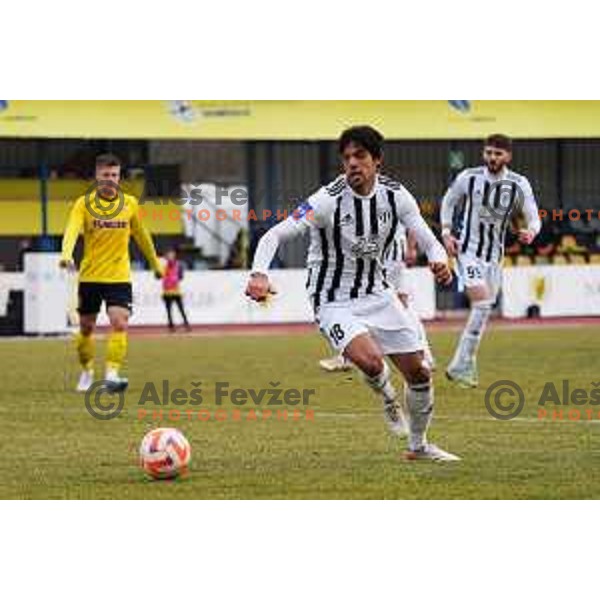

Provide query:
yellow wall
left=0, top=179, right=184, bottom=235
left=2, top=100, right=600, bottom=140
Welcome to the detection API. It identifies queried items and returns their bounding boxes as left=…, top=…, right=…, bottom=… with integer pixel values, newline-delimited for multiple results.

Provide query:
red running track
left=116, top=316, right=600, bottom=338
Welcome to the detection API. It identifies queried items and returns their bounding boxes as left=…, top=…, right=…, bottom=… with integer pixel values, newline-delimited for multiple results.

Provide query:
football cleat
left=319, top=355, right=352, bottom=372
left=446, top=361, right=478, bottom=388
left=76, top=369, right=94, bottom=393
left=405, top=443, right=461, bottom=462
left=104, top=369, right=129, bottom=393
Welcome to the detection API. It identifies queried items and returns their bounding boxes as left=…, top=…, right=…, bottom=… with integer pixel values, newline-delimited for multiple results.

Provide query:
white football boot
left=405, top=443, right=461, bottom=462
left=104, top=368, right=129, bottom=393
left=76, top=369, right=94, bottom=393
left=446, top=359, right=478, bottom=388
left=319, top=355, right=352, bottom=372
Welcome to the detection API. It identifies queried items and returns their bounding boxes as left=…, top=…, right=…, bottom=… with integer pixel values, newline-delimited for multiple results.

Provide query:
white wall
left=1, top=267, right=437, bottom=332
left=502, top=265, right=600, bottom=317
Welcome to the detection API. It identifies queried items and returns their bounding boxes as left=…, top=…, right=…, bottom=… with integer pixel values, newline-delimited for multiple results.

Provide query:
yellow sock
left=106, top=330, right=128, bottom=373
left=75, top=332, right=95, bottom=371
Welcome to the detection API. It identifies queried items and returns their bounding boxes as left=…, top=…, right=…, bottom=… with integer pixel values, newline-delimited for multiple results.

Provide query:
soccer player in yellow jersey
left=60, top=153, right=163, bottom=392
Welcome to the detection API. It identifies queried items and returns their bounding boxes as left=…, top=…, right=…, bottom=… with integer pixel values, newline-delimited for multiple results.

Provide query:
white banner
left=24, top=253, right=69, bottom=333
left=397, top=268, right=437, bottom=320
left=3, top=266, right=437, bottom=330
left=101, top=267, right=437, bottom=326
left=502, top=265, right=600, bottom=318
left=119, top=269, right=314, bottom=326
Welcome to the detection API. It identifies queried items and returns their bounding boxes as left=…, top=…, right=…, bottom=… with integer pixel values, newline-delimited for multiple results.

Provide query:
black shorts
left=78, top=282, right=133, bottom=315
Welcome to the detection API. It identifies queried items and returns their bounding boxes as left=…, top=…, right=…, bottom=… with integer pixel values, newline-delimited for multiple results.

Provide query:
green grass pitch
left=1, top=324, right=599, bottom=499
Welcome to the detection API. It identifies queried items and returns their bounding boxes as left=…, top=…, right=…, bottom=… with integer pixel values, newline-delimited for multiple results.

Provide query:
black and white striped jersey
left=252, top=174, right=446, bottom=309
left=382, top=222, right=408, bottom=291
left=440, top=166, right=541, bottom=263
left=384, top=222, right=407, bottom=265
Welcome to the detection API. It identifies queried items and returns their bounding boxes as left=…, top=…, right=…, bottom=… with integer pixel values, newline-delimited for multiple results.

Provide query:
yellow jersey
left=61, top=192, right=162, bottom=283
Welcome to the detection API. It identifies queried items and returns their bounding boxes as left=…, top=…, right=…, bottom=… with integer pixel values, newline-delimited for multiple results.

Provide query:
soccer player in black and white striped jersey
left=246, top=126, right=459, bottom=461
left=440, top=134, right=541, bottom=387
left=318, top=224, right=434, bottom=372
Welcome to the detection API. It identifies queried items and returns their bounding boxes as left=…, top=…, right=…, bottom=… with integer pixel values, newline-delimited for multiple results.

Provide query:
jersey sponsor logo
left=350, top=235, right=381, bottom=259
left=93, top=219, right=128, bottom=229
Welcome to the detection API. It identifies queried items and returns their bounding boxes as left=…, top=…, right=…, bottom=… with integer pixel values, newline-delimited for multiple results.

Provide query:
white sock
left=453, top=301, right=491, bottom=365
left=106, top=367, right=119, bottom=381
left=364, top=361, right=396, bottom=404
left=416, top=318, right=434, bottom=367
left=406, top=381, right=434, bottom=451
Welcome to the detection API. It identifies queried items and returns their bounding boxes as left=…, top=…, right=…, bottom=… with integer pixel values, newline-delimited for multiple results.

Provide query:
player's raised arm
left=440, top=171, right=467, bottom=257
left=130, top=203, right=163, bottom=278
left=396, top=187, right=452, bottom=286
left=246, top=198, right=324, bottom=302
left=517, top=177, right=541, bottom=245
left=60, top=197, right=85, bottom=270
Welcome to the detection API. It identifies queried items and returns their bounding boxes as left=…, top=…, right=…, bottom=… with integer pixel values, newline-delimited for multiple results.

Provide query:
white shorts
left=315, top=291, right=424, bottom=355
left=456, top=254, right=502, bottom=300
left=393, top=268, right=410, bottom=297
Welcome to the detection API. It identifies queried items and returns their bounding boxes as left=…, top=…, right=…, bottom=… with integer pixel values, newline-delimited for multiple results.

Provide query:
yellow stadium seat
left=516, top=255, right=532, bottom=266
left=569, top=255, right=587, bottom=265
left=558, top=234, right=577, bottom=250
left=557, top=234, right=587, bottom=254
left=553, top=254, right=568, bottom=265
left=502, top=256, right=514, bottom=268
left=589, top=254, right=600, bottom=265
left=534, top=255, right=551, bottom=265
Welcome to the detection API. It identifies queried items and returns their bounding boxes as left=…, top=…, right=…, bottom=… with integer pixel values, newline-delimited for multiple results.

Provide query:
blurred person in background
left=162, top=248, right=191, bottom=332
left=440, top=134, right=541, bottom=388
left=60, top=153, right=163, bottom=392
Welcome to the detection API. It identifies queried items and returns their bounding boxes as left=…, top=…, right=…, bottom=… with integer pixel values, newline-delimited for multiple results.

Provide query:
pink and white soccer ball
left=139, top=428, right=191, bottom=479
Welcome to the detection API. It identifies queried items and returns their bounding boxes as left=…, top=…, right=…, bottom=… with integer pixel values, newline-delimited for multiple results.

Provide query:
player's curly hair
left=338, top=125, right=384, bottom=160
